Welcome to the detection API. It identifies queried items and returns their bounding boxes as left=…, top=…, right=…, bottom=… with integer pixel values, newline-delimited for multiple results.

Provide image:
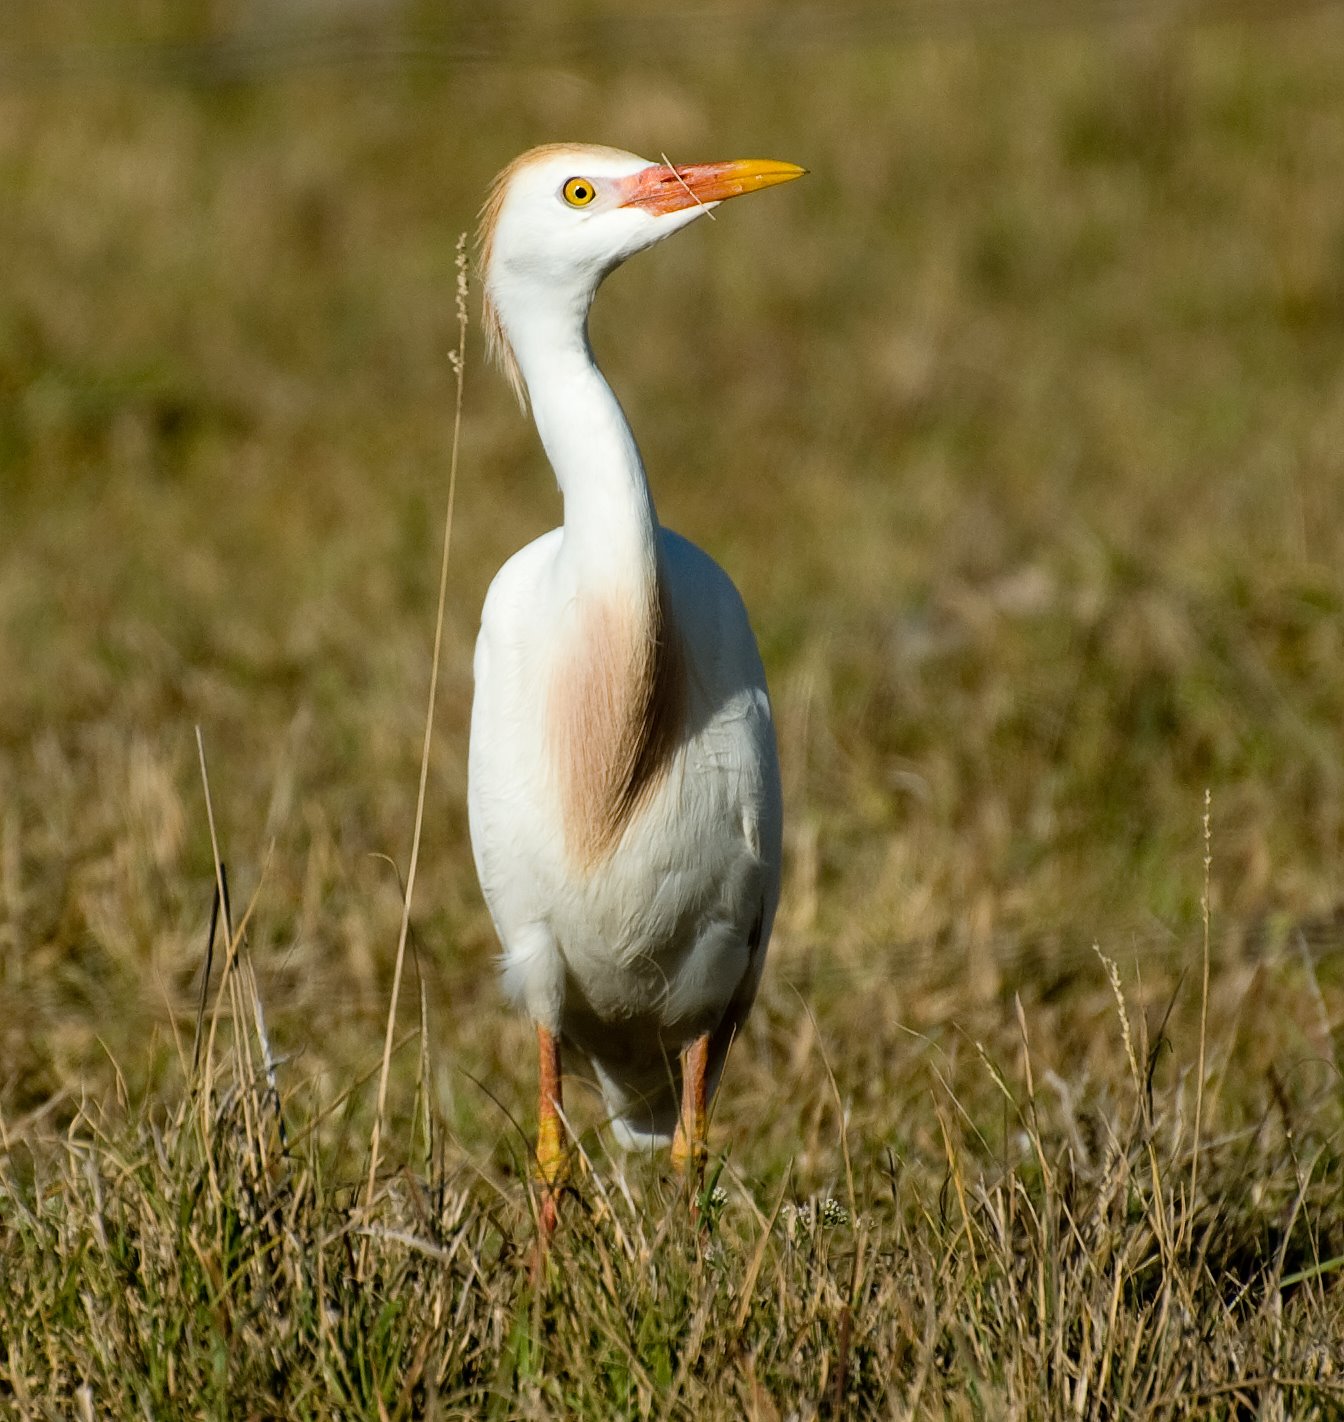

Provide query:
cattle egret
left=469, top=144, right=802, bottom=1230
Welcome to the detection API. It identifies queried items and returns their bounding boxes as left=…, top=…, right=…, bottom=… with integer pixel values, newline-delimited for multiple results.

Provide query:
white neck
left=507, top=294, right=659, bottom=591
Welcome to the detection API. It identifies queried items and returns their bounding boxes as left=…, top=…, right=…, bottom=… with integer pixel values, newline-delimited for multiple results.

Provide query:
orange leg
left=535, top=1024, right=566, bottom=1238
left=671, top=1031, right=710, bottom=1199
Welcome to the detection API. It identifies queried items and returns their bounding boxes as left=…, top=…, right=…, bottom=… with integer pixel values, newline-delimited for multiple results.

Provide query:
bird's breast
left=545, top=579, right=686, bottom=873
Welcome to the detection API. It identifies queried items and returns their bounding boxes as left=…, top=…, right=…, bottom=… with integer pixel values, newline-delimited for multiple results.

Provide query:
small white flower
left=819, top=1198, right=850, bottom=1228
left=780, top=1197, right=851, bottom=1237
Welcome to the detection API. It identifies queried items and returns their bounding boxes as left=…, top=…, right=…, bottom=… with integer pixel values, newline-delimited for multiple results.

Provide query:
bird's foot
left=533, top=1023, right=568, bottom=1239
left=672, top=1030, right=711, bottom=1217
left=533, top=1110, right=568, bottom=1238
left=672, top=1138, right=708, bottom=1225
left=670, top=1128, right=707, bottom=1178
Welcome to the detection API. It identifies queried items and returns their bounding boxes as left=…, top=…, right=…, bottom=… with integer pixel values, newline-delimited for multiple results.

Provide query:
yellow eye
left=562, top=176, right=596, bottom=207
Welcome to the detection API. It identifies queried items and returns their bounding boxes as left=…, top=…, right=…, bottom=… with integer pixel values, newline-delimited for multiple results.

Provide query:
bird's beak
left=618, top=158, right=806, bottom=216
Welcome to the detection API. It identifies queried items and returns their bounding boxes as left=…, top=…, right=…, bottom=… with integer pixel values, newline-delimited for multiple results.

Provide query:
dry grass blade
left=1188, top=787, right=1213, bottom=1237
left=362, top=233, right=471, bottom=1261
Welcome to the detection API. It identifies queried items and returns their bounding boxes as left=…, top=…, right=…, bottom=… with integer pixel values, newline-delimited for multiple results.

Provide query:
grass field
left=3, top=1, right=1344, bottom=1416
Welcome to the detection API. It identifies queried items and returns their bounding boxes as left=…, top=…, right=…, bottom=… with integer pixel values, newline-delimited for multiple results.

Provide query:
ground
left=1, top=2, right=1343, bottom=1416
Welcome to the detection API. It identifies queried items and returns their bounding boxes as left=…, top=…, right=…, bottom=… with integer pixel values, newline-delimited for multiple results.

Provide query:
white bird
left=468, top=143, right=803, bottom=1226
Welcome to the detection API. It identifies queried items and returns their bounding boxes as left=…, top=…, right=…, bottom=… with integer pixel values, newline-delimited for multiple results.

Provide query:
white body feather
left=469, top=527, right=781, bottom=1146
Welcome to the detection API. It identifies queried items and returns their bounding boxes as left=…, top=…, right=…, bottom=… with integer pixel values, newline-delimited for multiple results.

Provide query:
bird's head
left=479, top=143, right=805, bottom=405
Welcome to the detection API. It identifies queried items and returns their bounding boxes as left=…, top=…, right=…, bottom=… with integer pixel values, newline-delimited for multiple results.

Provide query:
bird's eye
left=562, top=177, right=597, bottom=208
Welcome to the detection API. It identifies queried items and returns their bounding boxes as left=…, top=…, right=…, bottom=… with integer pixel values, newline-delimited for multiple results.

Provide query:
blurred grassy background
left=2, top=0, right=1343, bottom=1182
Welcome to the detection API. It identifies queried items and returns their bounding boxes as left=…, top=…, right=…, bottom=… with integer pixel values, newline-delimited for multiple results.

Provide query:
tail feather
left=591, top=1057, right=680, bottom=1151
left=591, top=1038, right=732, bottom=1153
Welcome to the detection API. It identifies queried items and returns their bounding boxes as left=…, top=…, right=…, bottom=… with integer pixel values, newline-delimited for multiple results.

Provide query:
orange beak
left=618, top=158, right=806, bottom=216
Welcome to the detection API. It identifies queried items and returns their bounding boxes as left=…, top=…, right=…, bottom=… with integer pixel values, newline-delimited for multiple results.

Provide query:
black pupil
left=574, top=184, right=588, bottom=199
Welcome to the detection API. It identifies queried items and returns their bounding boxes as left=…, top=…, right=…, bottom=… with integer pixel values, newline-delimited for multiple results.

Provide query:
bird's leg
left=671, top=1031, right=711, bottom=1205
left=535, top=1024, right=566, bottom=1237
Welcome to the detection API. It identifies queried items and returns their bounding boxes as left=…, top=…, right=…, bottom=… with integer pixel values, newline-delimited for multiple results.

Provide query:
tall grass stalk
left=361, top=234, right=471, bottom=1263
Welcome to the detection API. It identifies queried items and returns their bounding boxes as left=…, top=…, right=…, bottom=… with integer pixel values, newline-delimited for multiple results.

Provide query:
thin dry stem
left=361, top=233, right=470, bottom=1258
left=1190, top=787, right=1213, bottom=1232
left=659, top=151, right=717, bottom=221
